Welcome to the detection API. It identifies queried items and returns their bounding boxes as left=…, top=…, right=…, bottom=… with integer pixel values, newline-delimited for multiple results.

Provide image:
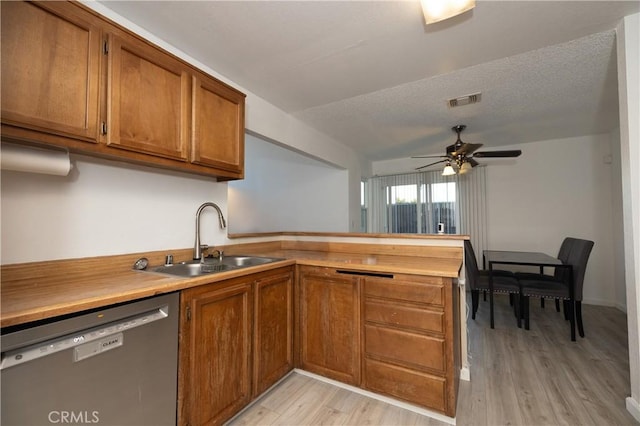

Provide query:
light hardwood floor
left=229, top=294, right=638, bottom=425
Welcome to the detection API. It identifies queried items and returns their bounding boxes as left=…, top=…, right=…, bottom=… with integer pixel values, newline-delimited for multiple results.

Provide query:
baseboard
left=615, top=302, right=628, bottom=313
left=626, top=396, right=640, bottom=422
left=581, top=298, right=618, bottom=307
left=225, top=370, right=296, bottom=424
left=294, top=369, right=456, bottom=425
left=460, top=366, right=470, bottom=381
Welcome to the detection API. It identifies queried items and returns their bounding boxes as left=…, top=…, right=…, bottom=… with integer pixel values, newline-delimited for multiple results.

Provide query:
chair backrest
left=564, top=238, right=595, bottom=301
left=554, top=237, right=575, bottom=281
left=464, top=240, right=481, bottom=291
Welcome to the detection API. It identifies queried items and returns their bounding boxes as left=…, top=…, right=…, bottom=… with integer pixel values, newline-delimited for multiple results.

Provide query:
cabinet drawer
left=364, top=299, right=444, bottom=334
left=364, top=358, right=446, bottom=413
left=365, top=324, right=445, bottom=372
left=364, top=278, right=444, bottom=307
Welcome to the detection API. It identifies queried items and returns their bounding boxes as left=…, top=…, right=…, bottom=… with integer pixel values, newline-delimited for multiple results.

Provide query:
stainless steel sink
left=221, top=255, right=279, bottom=268
left=148, top=256, right=282, bottom=277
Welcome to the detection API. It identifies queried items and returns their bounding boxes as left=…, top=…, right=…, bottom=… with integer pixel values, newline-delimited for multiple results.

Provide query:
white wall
left=82, top=1, right=368, bottom=233
left=0, top=155, right=229, bottom=264
left=485, top=134, right=618, bottom=306
left=371, top=132, right=623, bottom=307
left=617, top=12, right=640, bottom=422
left=228, top=134, right=349, bottom=233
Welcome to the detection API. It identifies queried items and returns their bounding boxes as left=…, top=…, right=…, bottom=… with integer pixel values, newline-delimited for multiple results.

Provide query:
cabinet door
left=179, top=281, right=252, bottom=426
left=107, top=33, right=189, bottom=161
left=298, top=266, right=361, bottom=385
left=191, top=75, right=244, bottom=174
left=1, top=1, right=101, bottom=142
left=253, top=270, right=294, bottom=395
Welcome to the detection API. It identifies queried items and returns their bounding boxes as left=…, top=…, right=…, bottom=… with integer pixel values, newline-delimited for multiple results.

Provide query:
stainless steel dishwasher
left=1, top=292, right=179, bottom=426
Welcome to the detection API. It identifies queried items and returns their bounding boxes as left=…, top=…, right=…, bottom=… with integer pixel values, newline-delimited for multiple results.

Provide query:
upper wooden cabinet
left=191, top=75, right=244, bottom=174
left=106, top=34, right=190, bottom=162
left=1, top=1, right=245, bottom=180
left=0, top=1, right=101, bottom=143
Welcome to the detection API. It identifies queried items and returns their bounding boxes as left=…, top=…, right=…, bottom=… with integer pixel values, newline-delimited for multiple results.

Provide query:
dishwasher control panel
left=0, top=305, right=168, bottom=369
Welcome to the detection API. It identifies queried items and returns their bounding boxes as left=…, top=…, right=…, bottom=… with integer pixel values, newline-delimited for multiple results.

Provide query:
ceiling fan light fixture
left=442, top=162, right=456, bottom=176
left=459, top=161, right=472, bottom=174
left=420, top=0, right=475, bottom=24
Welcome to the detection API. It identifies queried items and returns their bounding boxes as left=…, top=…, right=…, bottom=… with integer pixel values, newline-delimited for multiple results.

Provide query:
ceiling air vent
left=447, top=92, right=481, bottom=108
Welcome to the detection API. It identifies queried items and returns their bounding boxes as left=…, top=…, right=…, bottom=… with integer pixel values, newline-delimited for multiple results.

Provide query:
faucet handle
left=214, top=249, right=224, bottom=260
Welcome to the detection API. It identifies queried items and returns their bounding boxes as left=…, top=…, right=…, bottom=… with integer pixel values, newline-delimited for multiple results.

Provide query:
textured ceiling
left=99, top=1, right=639, bottom=163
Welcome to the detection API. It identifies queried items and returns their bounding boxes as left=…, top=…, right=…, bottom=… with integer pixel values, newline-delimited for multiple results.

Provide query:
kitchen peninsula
left=1, top=232, right=465, bottom=423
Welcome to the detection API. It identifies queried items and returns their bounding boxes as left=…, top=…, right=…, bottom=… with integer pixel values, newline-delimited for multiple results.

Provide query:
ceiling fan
left=412, top=125, right=522, bottom=175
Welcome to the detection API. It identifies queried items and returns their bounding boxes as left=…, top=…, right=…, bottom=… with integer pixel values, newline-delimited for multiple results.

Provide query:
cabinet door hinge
left=186, top=306, right=191, bottom=321
left=103, top=40, right=109, bottom=55
left=100, top=122, right=107, bottom=135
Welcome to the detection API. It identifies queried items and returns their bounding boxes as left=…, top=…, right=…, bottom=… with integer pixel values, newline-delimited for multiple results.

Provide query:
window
left=360, top=180, right=367, bottom=232
left=387, top=184, right=418, bottom=233
left=425, top=182, right=456, bottom=234
left=366, top=171, right=459, bottom=235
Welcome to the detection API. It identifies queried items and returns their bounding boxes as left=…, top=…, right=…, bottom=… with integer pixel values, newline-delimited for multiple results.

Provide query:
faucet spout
left=194, top=202, right=226, bottom=260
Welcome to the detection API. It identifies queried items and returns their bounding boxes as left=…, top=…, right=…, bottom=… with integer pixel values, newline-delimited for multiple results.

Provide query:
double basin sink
left=150, top=255, right=283, bottom=277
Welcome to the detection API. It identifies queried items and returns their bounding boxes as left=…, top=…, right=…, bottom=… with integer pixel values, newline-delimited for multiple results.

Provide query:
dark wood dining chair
left=464, top=240, right=521, bottom=328
left=517, top=238, right=594, bottom=338
left=539, top=237, right=574, bottom=312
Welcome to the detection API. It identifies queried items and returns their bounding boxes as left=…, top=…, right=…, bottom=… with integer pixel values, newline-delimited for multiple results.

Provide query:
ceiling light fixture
left=442, top=161, right=456, bottom=176
left=420, top=0, right=475, bottom=25
left=459, top=161, right=472, bottom=174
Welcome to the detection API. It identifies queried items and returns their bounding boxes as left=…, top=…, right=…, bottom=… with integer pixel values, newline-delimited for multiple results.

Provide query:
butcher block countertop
left=1, top=235, right=464, bottom=328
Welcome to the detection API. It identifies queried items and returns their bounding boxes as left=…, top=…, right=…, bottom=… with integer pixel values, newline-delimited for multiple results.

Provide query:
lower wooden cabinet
left=178, top=264, right=459, bottom=424
left=362, top=274, right=459, bottom=417
left=178, top=267, right=293, bottom=426
left=297, top=266, right=361, bottom=385
left=179, top=276, right=252, bottom=426
left=253, top=270, right=294, bottom=395
left=297, top=266, right=460, bottom=417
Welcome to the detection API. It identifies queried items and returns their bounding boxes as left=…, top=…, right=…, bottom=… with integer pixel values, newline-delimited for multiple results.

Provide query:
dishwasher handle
left=0, top=304, right=169, bottom=370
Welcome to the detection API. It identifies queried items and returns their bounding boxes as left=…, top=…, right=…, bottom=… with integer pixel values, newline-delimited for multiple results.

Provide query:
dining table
left=482, top=250, right=576, bottom=341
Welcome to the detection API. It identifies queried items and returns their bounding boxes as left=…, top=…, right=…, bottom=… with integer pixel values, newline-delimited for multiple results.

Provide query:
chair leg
left=540, top=297, right=545, bottom=308
left=576, top=301, right=585, bottom=338
left=563, top=300, right=570, bottom=320
left=509, top=293, right=514, bottom=306
left=483, top=290, right=487, bottom=301
left=514, top=293, right=521, bottom=329
left=523, top=295, right=530, bottom=330
left=490, top=290, right=495, bottom=329
left=555, top=298, right=561, bottom=312
left=567, top=299, right=576, bottom=341
left=471, top=290, right=479, bottom=320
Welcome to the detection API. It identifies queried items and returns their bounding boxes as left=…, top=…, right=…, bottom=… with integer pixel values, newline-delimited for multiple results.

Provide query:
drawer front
left=365, top=324, right=445, bottom=372
left=364, top=299, right=444, bottom=334
left=364, top=278, right=444, bottom=307
left=364, top=358, right=446, bottom=413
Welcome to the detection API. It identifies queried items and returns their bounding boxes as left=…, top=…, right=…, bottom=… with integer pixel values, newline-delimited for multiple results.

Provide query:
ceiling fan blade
left=451, top=142, right=483, bottom=157
left=416, top=159, right=447, bottom=170
left=468, top=158, right=479, bottom=167
left=472, top=150, right=522, bottom=158
left=411, top=154, right=449, bottom=159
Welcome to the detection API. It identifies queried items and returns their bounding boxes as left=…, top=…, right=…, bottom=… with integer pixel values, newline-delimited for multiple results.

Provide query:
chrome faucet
left=193, top=202, right=226, bottom=260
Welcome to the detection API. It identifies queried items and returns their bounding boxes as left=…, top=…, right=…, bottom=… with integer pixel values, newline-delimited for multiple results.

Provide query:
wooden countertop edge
left=228, top=231, right=470, bottom=240
left=2, top=250, right=462, bottom=328
left=0, top=260, right=295, bottom=328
